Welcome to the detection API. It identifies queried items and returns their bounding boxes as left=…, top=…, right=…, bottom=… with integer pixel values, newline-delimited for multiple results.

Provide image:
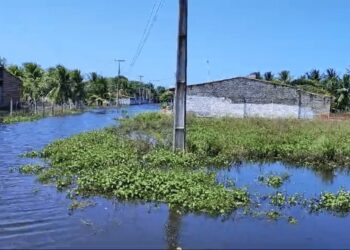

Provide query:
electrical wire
left=128, top=0, right=164, bottom=72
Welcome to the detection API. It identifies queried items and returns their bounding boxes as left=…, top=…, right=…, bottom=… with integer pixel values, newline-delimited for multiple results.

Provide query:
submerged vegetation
left=20, top=112, right=350, bottom=218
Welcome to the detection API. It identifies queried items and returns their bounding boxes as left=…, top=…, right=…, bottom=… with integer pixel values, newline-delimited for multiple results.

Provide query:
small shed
left=0, top=66, right=22, bottom=109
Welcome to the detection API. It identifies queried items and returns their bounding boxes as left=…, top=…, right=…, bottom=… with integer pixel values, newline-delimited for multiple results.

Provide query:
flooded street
left=1, top=105, right=350, bottom=249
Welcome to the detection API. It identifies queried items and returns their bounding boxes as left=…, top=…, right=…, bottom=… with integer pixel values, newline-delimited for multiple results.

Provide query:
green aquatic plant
left=20, top=112, right=350, bottom=219
left=269, top=192, right=287, bottom=207
left=317, top=189, right=350, bottom=214
left=19, top=164, right=44, bottom=175
left=258, top=173, right=290, bottom=188
left=287, top=216, right=298, bottom=224
left=266, top=210, right=281, bottom=220
left=22, top=151, right=41, bottom=158
left=35, top=129, right=250, bottom=216
left=69, top=200, right=96, bottom=211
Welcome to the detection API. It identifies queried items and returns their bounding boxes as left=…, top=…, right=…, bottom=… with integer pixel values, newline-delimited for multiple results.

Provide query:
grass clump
left=2, top=114, right=42, bottom=124
left=118, top=113, right=350, bottom=170
left=1, top=109, right=82, bottom=124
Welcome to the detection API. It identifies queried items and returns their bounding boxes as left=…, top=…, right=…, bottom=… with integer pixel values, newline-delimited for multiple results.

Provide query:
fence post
left=10, top=98, right=13, bottom=116
left=51, top=103, right=54, bottom=116
left=42, top=102, right=45, bottom=117
left=297, top=90, right=302, bottom=119
left=243, top=97, right=247, bottom=118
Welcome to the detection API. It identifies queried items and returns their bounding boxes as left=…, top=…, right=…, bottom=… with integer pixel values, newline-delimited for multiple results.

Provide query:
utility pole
left=114, top=59, right=125, bottom=106
left=173, top=0, right=188, bottom=152
left=138, top=75, right=144, bottom=104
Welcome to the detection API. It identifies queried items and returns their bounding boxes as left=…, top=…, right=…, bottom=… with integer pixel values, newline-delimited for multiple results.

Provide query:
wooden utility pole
left=9, top=98, right=13, bottom=116
left=173, top=0, right=188, bottom=151
left=138, top=75, right=144, bottom=104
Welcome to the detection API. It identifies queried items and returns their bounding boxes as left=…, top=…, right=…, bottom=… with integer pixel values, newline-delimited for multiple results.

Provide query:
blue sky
left=1, top=0, right=350, bottom=87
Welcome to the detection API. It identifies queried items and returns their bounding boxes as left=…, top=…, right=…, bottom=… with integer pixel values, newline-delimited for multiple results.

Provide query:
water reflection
left=165, top=209, right=182, bottom=250
left=314, top=169, right=336, bottom=184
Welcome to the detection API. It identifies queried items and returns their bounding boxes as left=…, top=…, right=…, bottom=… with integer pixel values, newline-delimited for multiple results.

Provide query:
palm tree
left=264, top=72, right=274, bottom=81
left=87, top=72, right=109, bottom=105
left=7, top=65, right=24, bottom=78
left=70, top=69, right=85, bottom=107
left=334, top=74, right=350, bottom=110
left=306, top=69, right=321, bottom=82
left=323, top=68, right=341, bottom=94
left=46, top=65, right=72, bottom=109
left=22, top=63, right=45, bottom=113
left=278, top=70, right=291, bottom=84
left=325, top=68, right=339, bottom=81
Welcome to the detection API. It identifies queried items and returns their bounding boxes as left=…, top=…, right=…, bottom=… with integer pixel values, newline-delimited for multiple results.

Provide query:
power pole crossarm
left=173, top=0, right=188, bottom=152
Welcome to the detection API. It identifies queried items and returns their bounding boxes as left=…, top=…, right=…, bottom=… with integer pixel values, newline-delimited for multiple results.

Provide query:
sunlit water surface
left=1, top=104, right=350, bottom=249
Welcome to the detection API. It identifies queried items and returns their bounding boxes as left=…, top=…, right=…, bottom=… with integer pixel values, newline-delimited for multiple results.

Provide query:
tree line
left=251, top=68, right=350, bottom=111
left=2, top=58, right=350, bottom=112
left=0, top=58, right=167, bottom=109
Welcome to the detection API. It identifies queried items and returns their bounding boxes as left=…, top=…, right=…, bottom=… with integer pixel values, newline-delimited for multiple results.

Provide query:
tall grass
left=120, top=113, right=350, bottom=170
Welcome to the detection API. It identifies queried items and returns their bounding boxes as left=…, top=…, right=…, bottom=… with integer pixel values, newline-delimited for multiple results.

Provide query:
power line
left=134, top=1, right=158, bottom=58
left=128, top=0, right=164, bottom=72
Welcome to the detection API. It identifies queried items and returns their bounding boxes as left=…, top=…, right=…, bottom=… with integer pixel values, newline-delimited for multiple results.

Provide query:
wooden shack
left=0, top=66, right=22, bottom=109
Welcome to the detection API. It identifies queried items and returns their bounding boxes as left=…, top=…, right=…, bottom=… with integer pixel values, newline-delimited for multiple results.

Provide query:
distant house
left=0, top=66, right=22, bottom=109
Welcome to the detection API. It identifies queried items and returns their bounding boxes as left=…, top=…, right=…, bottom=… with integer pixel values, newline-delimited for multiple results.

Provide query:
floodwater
left=1, top=105, right=350, bottom=249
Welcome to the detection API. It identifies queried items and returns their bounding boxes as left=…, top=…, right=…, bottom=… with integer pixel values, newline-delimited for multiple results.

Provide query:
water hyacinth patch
left=19, top=164, right=44, bottom=175
left=258, top=173, right=290, bottom=188
left=18, top=112, right=350, bottom=219
left=36, top=129, right=250, bottom=215
left=317, top=189, right=350, bottom=214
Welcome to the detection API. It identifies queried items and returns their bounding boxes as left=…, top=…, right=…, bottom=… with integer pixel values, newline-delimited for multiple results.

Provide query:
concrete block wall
left=186, top=77, right=331, bottom=119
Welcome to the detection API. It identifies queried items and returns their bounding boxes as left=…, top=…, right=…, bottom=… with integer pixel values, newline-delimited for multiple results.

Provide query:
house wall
left=186, top=78, right=331, bottom=119
left=0, top=69, right=22, bottom=108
